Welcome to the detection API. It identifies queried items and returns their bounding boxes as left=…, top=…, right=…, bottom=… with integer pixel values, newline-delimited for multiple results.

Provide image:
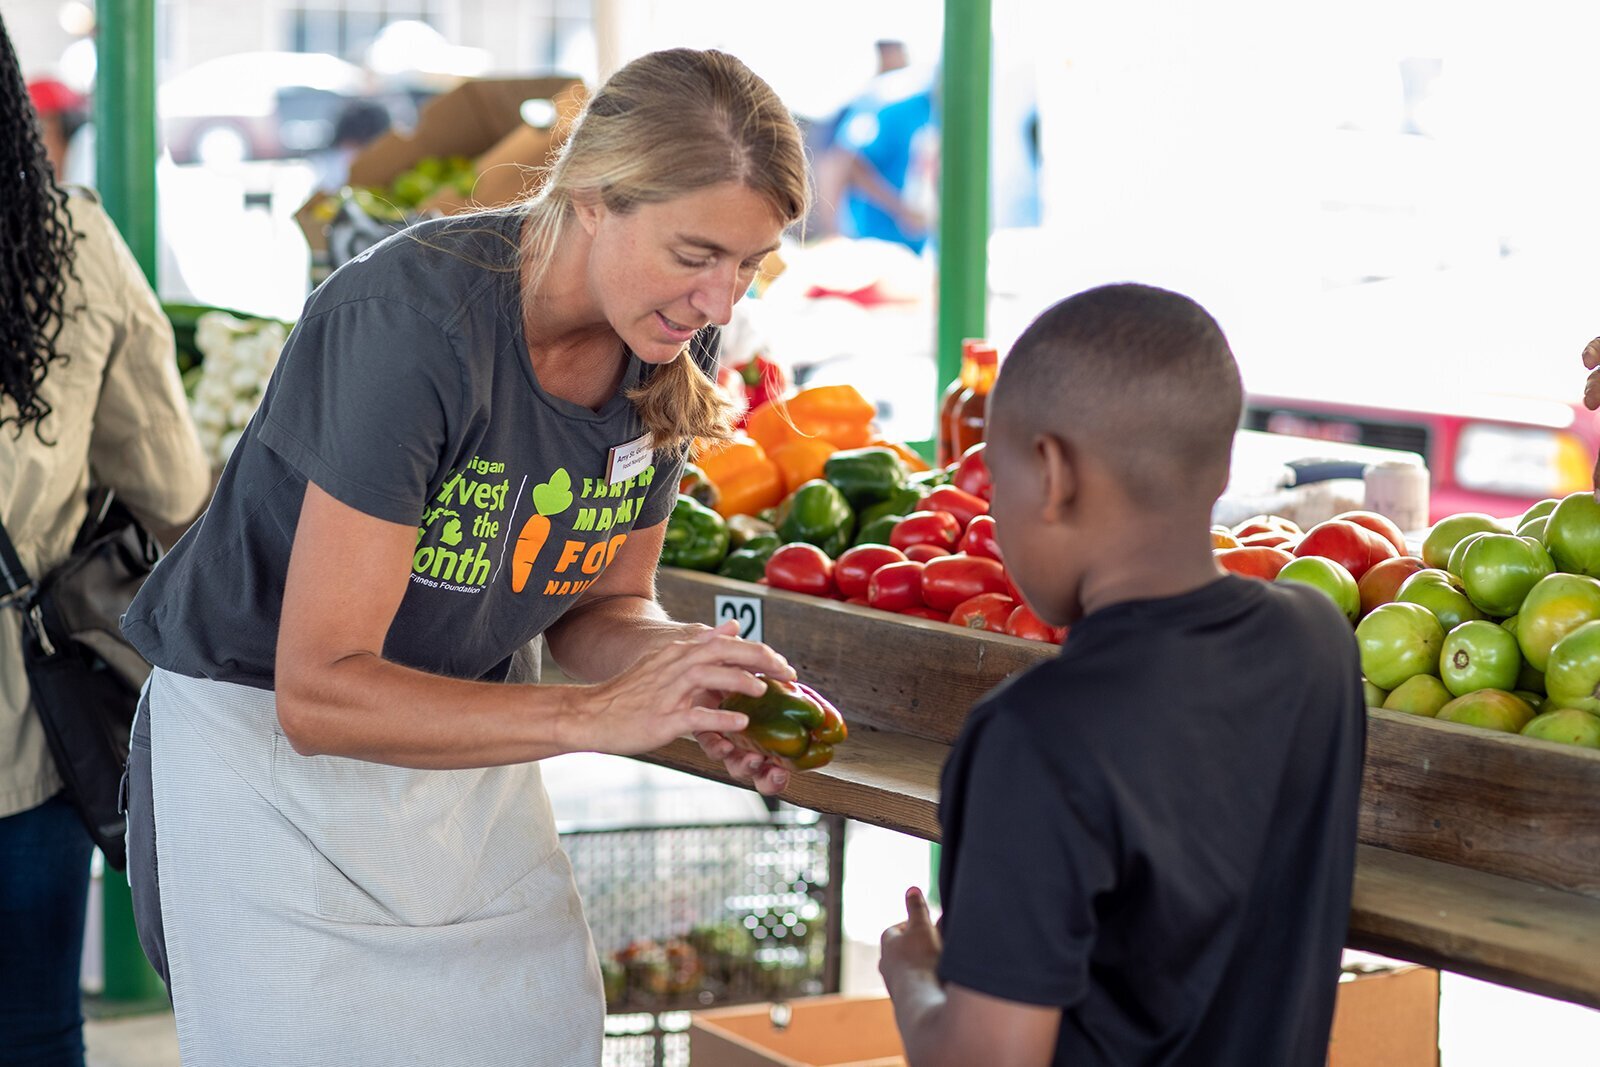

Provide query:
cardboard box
left=689, top=995, right=907, bottom=1067
left=689, top=966, right=1439, bottom=1067
left=296, top=76, right=585, bottom=262
left=1328, top=963, right=1440, bottom=1067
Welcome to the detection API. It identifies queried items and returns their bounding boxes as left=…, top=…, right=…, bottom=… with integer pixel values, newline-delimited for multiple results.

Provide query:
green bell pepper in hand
left=721, top=675, right=848, bottom=771
left=823, top=447, right=909, bottom=510
left=776, top=479, right=855, bottom=558
left=660, top=494, right=730, bottom=571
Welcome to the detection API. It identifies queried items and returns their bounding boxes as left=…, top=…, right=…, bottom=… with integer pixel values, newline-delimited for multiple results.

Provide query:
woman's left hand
left=696, top=728, right=790, bottom=796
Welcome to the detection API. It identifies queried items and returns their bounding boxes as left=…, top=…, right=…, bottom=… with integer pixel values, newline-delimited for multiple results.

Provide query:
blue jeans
left=0, top=792, right=93, bottom=1067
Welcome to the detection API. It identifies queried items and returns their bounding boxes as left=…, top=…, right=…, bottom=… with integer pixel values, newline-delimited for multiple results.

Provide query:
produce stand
left=643, top=568, right=1600, bottom=1010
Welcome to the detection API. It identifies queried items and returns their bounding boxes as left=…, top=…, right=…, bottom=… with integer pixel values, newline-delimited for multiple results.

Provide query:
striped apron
left=138, top=666, right=604, bottom=1066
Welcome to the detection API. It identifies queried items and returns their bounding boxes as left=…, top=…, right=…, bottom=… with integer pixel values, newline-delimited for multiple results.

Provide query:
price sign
left=714, top=594, right=763, bottom=642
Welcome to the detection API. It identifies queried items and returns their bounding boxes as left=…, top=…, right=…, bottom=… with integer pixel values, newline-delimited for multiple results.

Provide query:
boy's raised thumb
left=905, top=886, right=931, bottom=925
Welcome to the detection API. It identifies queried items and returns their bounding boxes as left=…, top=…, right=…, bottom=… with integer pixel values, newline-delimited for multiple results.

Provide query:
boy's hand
left=880, top=886, right=942, bottom=983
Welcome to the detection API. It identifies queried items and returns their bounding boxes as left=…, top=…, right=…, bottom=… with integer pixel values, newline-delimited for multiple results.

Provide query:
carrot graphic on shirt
left=512, top=469, right=573, bottom=593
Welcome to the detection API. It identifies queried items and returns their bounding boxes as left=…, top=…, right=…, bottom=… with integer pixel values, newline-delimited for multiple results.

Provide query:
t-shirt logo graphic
left=412, top=456, right=512, bottom=593
left=511, top=468, right=573, bottom=593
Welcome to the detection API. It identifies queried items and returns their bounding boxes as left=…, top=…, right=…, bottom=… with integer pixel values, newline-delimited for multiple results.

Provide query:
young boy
left=879, top=284, right=1365, bottom=1066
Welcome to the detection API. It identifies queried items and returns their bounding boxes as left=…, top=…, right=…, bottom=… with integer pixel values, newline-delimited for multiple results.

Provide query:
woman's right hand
left=566, top=622, right=794, bottom=758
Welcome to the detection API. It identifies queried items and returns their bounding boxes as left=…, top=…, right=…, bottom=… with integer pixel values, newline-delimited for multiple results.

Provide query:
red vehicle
left=1241, top=255, right=1599, bottom=523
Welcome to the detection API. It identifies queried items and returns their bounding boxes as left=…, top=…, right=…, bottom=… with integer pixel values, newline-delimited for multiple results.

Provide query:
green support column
left=95, top=0, right=159, bottom=283
left=935, top=0, right=993, bottom=403
left=928, top=0, right=992, bottom=900
left=91, top=0, right=169, bottom=1012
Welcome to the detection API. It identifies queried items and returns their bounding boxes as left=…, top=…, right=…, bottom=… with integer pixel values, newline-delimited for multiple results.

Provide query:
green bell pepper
left=717, top=544, right=776, bottom=583
left=776, top=480, right=855, bottom=558
left=727, top=513, right=778, bottom=550
left=909, top=466, right=953, bottom=490
left=660, top=494, right=730, bottom=571
left=858, top=486, right=922, bottom=529
left=721, top=675, right=848, bottom=771
left=853, top=513, right=905, bottom=548
left=822, top=447, right=908, bottom=510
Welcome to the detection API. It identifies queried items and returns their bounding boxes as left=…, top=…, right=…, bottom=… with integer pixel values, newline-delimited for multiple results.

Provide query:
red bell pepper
left=721, top=675, right=847, bottom=771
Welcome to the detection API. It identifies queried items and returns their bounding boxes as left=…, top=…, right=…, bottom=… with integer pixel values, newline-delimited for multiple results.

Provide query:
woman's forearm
left=275, top=651, right=589, bottom=769
left=542, top=593, right=693, bottom=682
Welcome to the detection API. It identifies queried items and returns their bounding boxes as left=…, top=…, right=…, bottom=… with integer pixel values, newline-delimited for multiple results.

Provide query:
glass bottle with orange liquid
left=937, top=339, right=999, bottom=465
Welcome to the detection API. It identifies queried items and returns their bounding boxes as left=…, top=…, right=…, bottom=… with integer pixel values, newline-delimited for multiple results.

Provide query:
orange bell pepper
left=694, top=437, right=785, bottom=518
left=869, top=438, right=931, bottom=473
left=746, top=384, right=877, bottom=454
left=769, top=437, right=839, bottom=496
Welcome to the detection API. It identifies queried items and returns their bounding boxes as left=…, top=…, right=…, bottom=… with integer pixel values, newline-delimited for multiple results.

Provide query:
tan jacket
left=1, top=191, right=210, bottom=818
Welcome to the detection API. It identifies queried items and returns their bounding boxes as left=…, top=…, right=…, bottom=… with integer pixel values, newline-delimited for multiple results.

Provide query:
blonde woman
left=122, top=49, right=809, bottom=1064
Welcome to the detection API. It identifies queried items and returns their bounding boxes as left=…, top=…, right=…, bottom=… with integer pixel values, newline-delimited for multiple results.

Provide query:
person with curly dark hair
left=0, top=13, right=209, bottom=1065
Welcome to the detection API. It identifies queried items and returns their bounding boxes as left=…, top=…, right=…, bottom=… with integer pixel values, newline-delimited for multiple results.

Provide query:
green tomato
left=1394, top=569, right=1485, bottom=632
left=1519, top=497, right=1560, bottom=527
left=1356, top=602, right=1446, bottom=691
left=1439, top=620, right=1522, bottom=697
left=1382, top=674, right=1452, bottom=717
left=1455, top=534, right=1554, bottom=617
left=1520, top=707, right=1600, bottom=749
left=1543, top=619, right=1600, bottom=714
left=1275, top=556, right=1359, bottom=623
left=1513, top=572, right=1600, bottom=673
left=1516, top=514, right=1550, bottom=542
left=1446, top=530, right=1493, bottom=578
left=1436, top=689, right=1537, bottom=733
left=1512, top=689, right=1547, bottom=713
left=1421, top=513, right=1506, bottom=570
left=1543, top=491, right=1600, bottom=578
left=1362, top=678, right=1389, bottom=707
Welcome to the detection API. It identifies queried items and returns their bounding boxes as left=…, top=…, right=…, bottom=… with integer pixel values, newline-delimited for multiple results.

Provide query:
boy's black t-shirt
left=937, top=575, right=1365, bottom=1067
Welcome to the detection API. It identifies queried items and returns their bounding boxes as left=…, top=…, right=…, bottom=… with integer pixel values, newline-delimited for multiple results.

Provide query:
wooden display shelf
left=647, top=568, right=1600, bottom=1009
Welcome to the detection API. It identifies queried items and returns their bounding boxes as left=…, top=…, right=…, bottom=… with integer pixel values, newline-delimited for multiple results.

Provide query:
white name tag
left=607, top=431, right=654, bottom=484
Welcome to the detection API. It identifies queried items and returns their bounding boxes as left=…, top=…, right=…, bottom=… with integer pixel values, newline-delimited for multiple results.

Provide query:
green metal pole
left=928, top=0, right=991, bottom=901
left=94, top=0, right=159, bottom=284
left=935, top=0, right=992, bottom=406
left=91, top=0, right=169, bottom=1012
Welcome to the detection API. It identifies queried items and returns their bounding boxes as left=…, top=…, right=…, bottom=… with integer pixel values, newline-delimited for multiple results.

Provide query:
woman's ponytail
left=627, top=347, right=738, bottom=451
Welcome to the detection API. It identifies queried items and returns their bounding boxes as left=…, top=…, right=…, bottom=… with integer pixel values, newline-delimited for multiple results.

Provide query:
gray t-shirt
left=124, top=211, right=705, bottom=688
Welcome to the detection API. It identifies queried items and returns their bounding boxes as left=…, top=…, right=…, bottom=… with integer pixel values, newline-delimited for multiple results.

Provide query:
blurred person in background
left=0, top=13, right=210, bottom=1067
left=308, top=96, right=393, bottom=192
left=24, top=75, right=85, bottom=179
left=815, top=39, right=936, bottom=252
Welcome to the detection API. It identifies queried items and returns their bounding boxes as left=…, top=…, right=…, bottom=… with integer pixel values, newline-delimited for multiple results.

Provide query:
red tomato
left=844, top=596, right=870, bottom=606
left=867, top=560, right=927, bottom=611
left=764, top=543, right=835, bottom=597
left=948, top=592, right=1016, bottom=632
left=898, top=606, right=949, bottom=622
left=1238, top=531, right=1297, bottom=549
left=1231, top=514, right=1303, bottom=538
left=905, top=543, right=952, bottom=562
left=834, top=544, right=908, bottom=599
left=1214, top=545, right=1294, bottom=580
left=957, top=514, right=1002, bottom=561
left=1332, top=510, right=1409, bottom=555
left=952, top=443, right=992, bottom=502
left=1003, top=603, right=1068, bottom=643
left=1356, top=554, right=1426, bottom=617
left=921, top=554, right=1011, bottom=612
left=890, top=511, right=962, bottom=553
left=1292, top=519, right=1397, bottom=580
left=917, top=487, right=989, bottom=530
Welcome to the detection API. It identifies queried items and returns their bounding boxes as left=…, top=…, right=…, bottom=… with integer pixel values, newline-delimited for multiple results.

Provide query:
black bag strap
left=0, top=509, right=34, bottom=603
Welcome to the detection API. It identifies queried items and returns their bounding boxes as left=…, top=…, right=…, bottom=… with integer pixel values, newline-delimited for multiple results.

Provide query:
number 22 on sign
left=715, top=595, right=762, bottom=642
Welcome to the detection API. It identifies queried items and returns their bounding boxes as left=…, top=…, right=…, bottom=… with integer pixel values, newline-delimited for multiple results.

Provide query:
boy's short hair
left=992, top=283, right=1243, bottom=505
